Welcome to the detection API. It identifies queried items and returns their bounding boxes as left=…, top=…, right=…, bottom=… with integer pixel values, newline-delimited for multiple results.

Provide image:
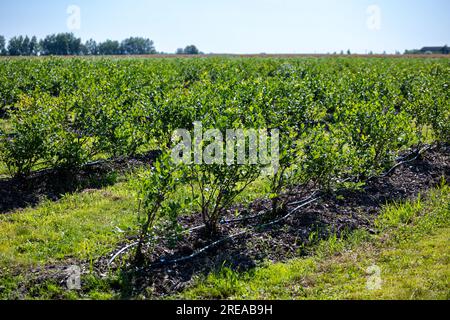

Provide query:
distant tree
left=0, top=35, right=6, bottom=55
left=29, top=36, right=39, bottom=55
left=347, top=49, right=351, bottom=55
left=120, top=37, right=156, bottom=55
left=40, top=33, right=82, bottom=55
left=404, top=49, right=420, bottom=55
left=84, top=39, right=98, bottom=55
left=176, top=48, right=184, bottom=54
left=7, top=36, right=25, bottom=55
left=6, top=35, right=40, bottom=56
left=183, top=45, right=200, bottom=55
left=443, top=45, right=449, bottom=54
left=80, top=43, right=88, bottom=55
left=98, top=40, right=121, bottom=55
left=22, top=36, right=33, bottom=55
left=1, top=33, right=162, bottom=56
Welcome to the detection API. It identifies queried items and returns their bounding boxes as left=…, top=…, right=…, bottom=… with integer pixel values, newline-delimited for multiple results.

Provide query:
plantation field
left=0, top=57, right=449, bottom=176
left=0, top=56, right=449, bottom=299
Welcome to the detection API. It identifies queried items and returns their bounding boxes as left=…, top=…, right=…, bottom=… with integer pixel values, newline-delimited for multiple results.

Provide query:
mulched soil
left=3, top=144, right=450, bottom=299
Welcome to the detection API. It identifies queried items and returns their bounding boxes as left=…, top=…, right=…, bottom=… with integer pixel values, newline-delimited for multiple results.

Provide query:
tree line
left=0, top=33, right=202, bottom=56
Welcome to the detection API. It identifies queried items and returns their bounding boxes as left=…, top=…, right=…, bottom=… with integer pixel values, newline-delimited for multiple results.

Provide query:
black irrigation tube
left=107, top=193, right=320, bottom=266
left=282, top=190, right=320, bottom=207
left=258, top=196, right=321, bottom=229
left=107, top=212, right=274, bottom=265
left=109, top=199, right=293, bottom=265
left=107, top=144, right=435, bottom=267
left=192, top=190, right=320, bottom=230
left=153, top=196, right=321, bottom=267
left=379, top=145, right=432, bottom=178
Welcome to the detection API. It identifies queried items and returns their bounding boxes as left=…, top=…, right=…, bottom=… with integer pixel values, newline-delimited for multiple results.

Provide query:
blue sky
left=0, top=0, right=449, bottom=53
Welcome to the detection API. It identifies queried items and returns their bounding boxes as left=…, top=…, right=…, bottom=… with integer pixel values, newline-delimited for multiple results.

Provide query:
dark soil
left=0, top=151, right=160, bottom=214
left=102, top=144, right=450, bottom=298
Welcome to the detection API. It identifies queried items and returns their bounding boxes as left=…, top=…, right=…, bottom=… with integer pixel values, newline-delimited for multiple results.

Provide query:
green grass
left=179, top=182, right=450, bottom=300
left=0, top=176, right=139, bottom=299
left=0, top=182, right=138, bottom=268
